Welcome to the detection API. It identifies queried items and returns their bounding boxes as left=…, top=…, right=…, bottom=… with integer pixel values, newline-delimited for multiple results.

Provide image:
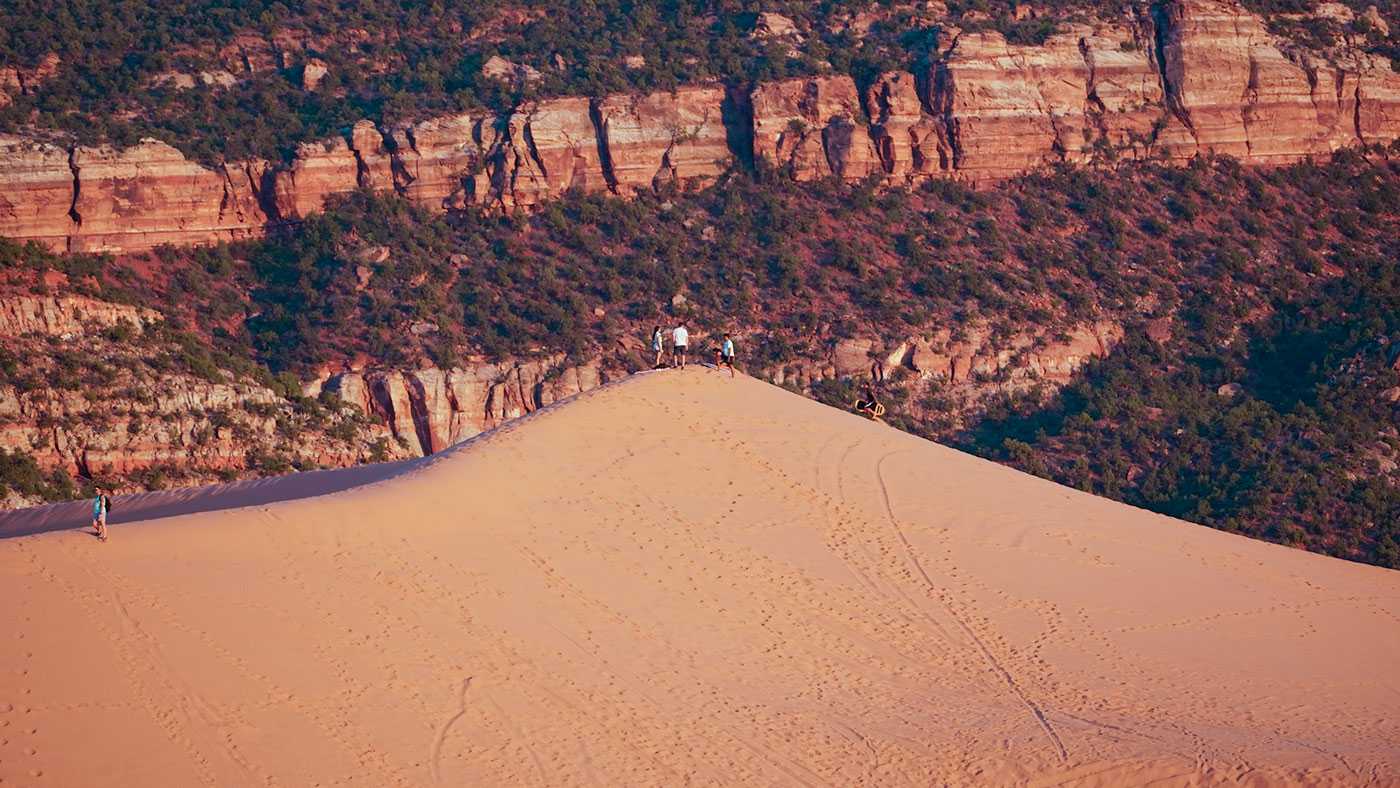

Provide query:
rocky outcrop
left=1, top=0, right=1398, bottom=251
left=492, top=97, right=608, bottom=208
left=0, top=374, right=291, bottom=477
left=0, top=295, right=160, bottom=337
left=323, top=357, right=605, bottom=456
left=866, top=71, right=945, bottom=179
left=1152, top=0, right=1359, bottom=161
left=273, top=136, right=360, bottom=219
left=0, top=135, right=79, bottom=250
left=68, top=139, right=268, bottom=252
left=905, top=323, right=1124, bottom=383
left=751, top=75, right=881, bottom=181
left=594, top=86, right=731, bottom=194
left=391, top=114, right=493, bottom=211
left=932, top=25, right=1164, bottom=178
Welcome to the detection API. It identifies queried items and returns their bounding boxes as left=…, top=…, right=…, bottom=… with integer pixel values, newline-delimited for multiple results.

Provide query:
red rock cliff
left=1, top=0, right=1397, bottom=251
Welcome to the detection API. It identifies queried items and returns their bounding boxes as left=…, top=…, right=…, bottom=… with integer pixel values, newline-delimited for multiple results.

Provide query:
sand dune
left=2, top=368, right=1398, bottom=786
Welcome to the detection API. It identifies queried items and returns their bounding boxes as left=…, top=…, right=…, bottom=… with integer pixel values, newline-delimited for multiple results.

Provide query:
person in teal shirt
left=92, top=490, right=111, bottom=541
left=718, top=333, right=736, bottom=378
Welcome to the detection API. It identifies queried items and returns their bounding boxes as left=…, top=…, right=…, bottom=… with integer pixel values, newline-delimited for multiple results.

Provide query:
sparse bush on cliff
left=0, top=448, right=74, bottom=503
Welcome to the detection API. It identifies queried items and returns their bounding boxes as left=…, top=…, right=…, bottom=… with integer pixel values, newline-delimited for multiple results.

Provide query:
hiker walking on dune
left=672, top=322, right=689, bottom=368
left=651, top=325, right=666, bottom=368
left=717, top=333, right=737, bottom=378
left=92, top=489, right=111, bottom=541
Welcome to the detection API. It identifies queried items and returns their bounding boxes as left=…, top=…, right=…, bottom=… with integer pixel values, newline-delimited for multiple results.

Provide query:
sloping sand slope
left=2, top=368, right=1398, bottom=786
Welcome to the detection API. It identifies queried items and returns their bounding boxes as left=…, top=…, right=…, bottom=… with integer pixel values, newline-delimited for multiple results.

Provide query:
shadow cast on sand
left=0, top=458, right=419, bottom=540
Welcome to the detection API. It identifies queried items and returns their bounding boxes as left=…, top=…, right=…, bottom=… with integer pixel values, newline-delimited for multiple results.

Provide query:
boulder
left=833, top=338, right=876, bottom=377
left=302, top=59, right=329, bottom=90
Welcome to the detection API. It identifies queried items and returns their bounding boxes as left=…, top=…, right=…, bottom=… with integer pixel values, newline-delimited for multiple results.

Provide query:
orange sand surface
left=2, top=368, right=1398, bottom=786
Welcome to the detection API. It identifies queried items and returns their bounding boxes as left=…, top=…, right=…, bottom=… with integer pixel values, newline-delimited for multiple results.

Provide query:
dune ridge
left=2, top=367, right=1398, bottom=786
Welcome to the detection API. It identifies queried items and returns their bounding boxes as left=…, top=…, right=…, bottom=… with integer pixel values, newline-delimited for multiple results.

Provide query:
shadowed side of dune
left=0, top=457, right=418, bottom=539
left=0, top=370, right=655, bottom=539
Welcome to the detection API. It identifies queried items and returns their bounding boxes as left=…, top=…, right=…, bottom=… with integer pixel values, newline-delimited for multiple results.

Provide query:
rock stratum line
left=2, top=0, right=1398, bottom=254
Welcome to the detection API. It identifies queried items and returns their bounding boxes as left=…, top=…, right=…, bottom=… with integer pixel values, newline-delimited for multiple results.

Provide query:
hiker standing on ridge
left=651, top=325, right=666, bottom=368
left=672, top=322, right=690, bottom=368
left=717, top=333, right=737, bottom=378
left=92, top=489, right=111, bottom=541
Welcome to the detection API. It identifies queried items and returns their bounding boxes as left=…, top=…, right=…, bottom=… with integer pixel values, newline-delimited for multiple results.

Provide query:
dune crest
left=2, top=368, right=1398, bottom=785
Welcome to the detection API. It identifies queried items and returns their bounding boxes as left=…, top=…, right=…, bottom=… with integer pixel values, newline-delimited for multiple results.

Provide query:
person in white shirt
left=672, top=323, right=689, bottom=368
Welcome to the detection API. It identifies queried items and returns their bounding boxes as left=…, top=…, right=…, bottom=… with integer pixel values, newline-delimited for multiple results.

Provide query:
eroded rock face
left=491, top=97, right=608, bottom=208
left=866, top=71, right=945, bottom=179
left=935, top=31, right=1071, bottom=178
left=0, top=135, right=76, bottom=251
left=324, top=357, right=606, bottom=459
left=0, top=295, right=159, bottom=337
left=274, top=136, right=360, bottom=220
left=1077, top=28, right=1163, bottom=152
left=0, top=0, right=1398, bottom=252
left=751, top=76, right=881, bottom=181
left=1149, top=0, right=1391, bottom=162
left=595, top=85, right=731, bottom=194
left=391, top=113, right=494, bottom=211
left=907, top=323, right=1122, bottom=383
left=66, top=139, right=268, bottom=252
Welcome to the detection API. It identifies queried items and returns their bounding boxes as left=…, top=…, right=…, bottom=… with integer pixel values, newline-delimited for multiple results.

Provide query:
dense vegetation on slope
left=962, top=250, right=1400, bottom=567
left=4, top=147, right=1398, bottom=564
left=2, top=0, right=1395, bottom=163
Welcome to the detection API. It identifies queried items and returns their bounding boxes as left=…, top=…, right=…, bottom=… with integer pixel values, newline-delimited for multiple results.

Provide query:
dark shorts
left=675, top=345, right=687, bottom=353
left=720, top=354, right=734, bottom=364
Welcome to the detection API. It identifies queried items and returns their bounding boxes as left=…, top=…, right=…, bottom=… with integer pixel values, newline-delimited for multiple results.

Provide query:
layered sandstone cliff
left=321, top=357, right=606, bottom=456
left=1, top=0, right=1398, bottom=252
left=0, top=289, right=613, bottom=490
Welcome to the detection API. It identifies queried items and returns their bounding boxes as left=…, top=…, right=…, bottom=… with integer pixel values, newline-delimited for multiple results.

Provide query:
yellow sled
left=853, top=400, right=886, bottom=420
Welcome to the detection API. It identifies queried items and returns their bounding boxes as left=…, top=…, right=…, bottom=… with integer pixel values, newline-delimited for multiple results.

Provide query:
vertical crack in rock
left=346, top=129, right=372, bottom=190
left=929, top=63, right=961, bottom=171
left=1241, top=52, right=1261, bottom=157
left=216, top=164, right=236, bottom=225
left=869, top=80, right=898, bottom=174
left=1352, top=79, right=1364, bottom=144
left=1302, top=59, right=1322, bottom=119
left=64, top=146, right=81, bottom=252
left=1079, top=37, right=1111, bottom=144
left=66, top=147, right=82, bottom=228
left=721, top=86, right=755, bottom=171
left=381, top=127, right=415, bottom=196
left=588, top=98, right=620, bottom=194
left=653, top=143, right=677, bottom=191
left=521, top=114, right=549, bottom=181
left=1150, top=0, right=1197, bottom=141
left=248, top=162, right=281, bottom=223
left=404, top=373, right=436, bottom=457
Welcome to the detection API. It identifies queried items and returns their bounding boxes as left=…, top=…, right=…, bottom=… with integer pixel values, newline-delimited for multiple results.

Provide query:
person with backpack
left=92, top=489, right=111, bottom=541
left=651, top=325, right=666, bottom=369
left=672, top=322, right=690, bottom=368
